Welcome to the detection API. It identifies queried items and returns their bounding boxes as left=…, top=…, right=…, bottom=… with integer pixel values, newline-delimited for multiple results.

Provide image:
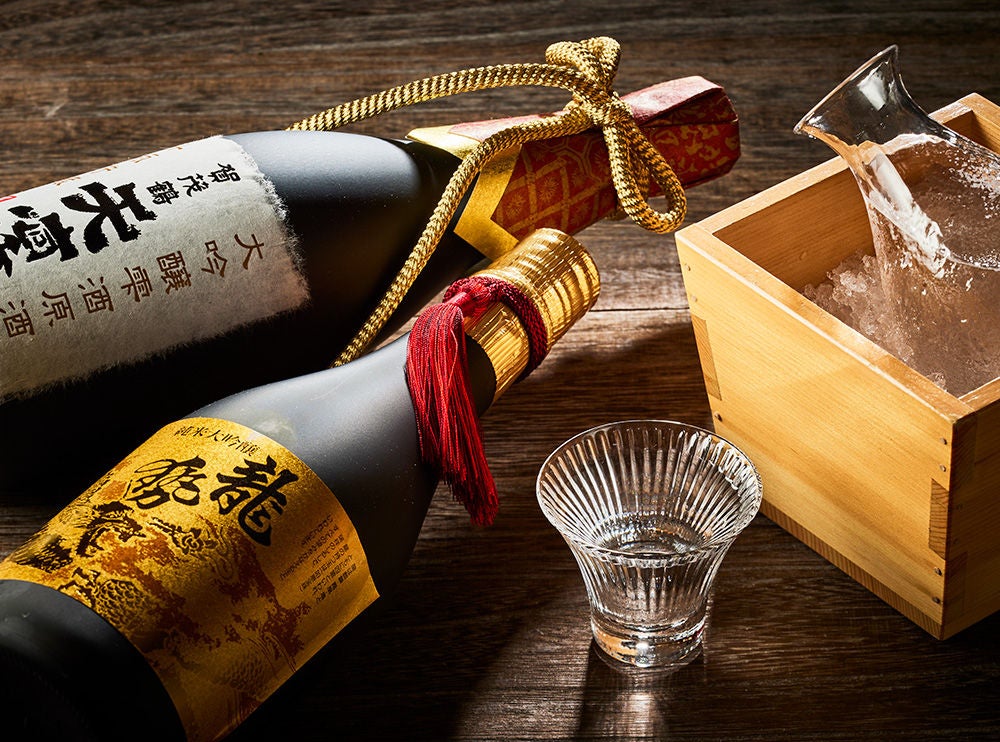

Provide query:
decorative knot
left=575, top=92, right=636, bottom=128
left=289, top=36, right=686, bottom=365
left=541, top=37, right=687, bottom=236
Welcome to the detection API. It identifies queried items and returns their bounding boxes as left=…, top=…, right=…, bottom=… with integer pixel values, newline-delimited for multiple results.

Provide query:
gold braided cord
left=286, top=37, right=687, bottom=365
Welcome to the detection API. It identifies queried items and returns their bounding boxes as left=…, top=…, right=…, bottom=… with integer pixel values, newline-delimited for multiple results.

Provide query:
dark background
left=3, top=2, right=1000, bottom=740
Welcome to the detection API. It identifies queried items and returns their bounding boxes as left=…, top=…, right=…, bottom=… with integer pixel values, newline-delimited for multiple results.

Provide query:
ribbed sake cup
left=537, top=420, right=762, bottom=669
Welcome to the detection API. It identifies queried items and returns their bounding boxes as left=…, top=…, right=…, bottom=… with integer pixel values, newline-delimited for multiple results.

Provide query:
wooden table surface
left=4, top=1, right=1000, bottom=740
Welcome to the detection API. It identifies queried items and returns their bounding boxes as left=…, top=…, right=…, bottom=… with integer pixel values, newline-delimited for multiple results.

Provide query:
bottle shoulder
left=226, top=130, right=462, bottom=208
left=192, top=334, right=497, bottom=466
left=225, top=130, right=483, bottom=339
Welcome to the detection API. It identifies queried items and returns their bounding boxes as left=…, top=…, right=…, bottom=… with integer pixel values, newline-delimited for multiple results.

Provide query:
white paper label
left=0, top=136, right=308, bottom=400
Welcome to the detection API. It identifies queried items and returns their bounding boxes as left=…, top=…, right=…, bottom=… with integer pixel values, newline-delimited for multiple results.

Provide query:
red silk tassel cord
left=405, top=275, right=548, bottom=526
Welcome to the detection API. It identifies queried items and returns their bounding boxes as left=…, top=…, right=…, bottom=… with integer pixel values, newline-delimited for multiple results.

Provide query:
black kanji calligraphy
left=61, top=181, right=157, bottom=254
left=210, top=456, right=299, bottom=546
left=0, top=205, right=77, bottom=278
left=209, top=163, right=241, bottom=183
left=147, top=180, right=180, bottom=206
left=178, top=174, right=209, bottom=197
left=127, top=456, right=208, bottom=509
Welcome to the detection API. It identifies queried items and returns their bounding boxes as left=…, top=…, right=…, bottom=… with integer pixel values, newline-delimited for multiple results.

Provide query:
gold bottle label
left=0, top=417, right=379, bottom=741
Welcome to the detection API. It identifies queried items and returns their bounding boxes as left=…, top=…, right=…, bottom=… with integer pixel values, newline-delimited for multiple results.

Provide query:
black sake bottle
left=0, top=229, right=600, bottom=741
left=0, top=77, right=737, bottom=495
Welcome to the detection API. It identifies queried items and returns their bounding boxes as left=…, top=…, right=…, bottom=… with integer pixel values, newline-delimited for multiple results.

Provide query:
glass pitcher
left=796, top=45, right=1000, bottom=395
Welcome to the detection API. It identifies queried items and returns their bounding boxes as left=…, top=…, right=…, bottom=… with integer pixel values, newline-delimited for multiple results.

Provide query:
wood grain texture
left=677, top=91, right=1000, bottom=640
left=3, top=1, right=1000, bottom=739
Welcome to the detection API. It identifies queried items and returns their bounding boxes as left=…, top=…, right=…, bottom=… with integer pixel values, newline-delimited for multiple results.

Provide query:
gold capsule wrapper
left=476, top=227, right=601, bottom=349
left=467, top=305, right=530, bottom=399
left=467, top=229, right=600, bottom=399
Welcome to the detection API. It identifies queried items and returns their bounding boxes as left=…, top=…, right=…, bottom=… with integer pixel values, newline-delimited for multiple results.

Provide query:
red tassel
left=405, top=275, right=547, bottom=526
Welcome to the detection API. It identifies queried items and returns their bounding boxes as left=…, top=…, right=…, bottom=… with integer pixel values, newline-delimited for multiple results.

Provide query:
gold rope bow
left=287, top=36, right=686, bottom=365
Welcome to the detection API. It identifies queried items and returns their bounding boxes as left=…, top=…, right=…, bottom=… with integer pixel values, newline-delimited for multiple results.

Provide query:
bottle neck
left=406, top=77, right=740, bottom=261
left=467, top=303, right=530, bottom=403
left=460, top=228, right=602, bottom=405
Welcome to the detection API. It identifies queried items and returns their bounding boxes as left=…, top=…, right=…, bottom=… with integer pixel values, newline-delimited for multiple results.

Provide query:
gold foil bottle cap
left=468, top=228, right=601, bottom=399
left=477, top=227, right=601, bottom=351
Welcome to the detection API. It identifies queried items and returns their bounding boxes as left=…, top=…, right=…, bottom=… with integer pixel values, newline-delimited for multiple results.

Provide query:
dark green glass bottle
left=0, top=77, right=737, bottom=495
left=0, top=229, right=600, bottom=741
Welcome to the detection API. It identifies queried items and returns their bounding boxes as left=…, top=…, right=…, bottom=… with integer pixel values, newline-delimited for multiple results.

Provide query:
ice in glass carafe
left=796, top=45, right=1000, bottom=395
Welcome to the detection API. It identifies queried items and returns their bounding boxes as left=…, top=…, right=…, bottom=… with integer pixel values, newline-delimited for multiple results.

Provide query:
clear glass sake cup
left=536, top=420, right=762, bottom=669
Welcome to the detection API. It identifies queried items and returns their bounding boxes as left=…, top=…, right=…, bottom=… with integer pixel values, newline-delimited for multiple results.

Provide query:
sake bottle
left=0, top=228, right=600, bottom=742
left=0, top=76, right=737, bottom=495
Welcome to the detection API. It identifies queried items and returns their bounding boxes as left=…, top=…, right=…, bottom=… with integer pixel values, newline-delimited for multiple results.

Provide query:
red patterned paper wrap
left=446, top=76, right=739, bottom=242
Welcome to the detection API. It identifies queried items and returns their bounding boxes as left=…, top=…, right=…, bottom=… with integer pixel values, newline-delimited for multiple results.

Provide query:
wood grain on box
left=677, top=94, right=1000, bottom=639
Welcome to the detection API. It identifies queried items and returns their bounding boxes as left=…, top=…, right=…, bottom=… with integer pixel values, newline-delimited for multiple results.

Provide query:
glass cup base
left=590, top=611, right=706, bottom=670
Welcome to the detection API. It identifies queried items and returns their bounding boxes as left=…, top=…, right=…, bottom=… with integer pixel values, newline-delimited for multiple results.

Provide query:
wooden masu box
left=676, top=94, right=1000, bottom=639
